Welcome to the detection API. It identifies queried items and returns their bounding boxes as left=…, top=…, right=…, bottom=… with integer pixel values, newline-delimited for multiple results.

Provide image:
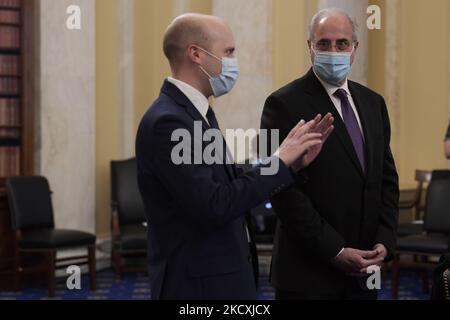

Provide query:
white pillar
left=39, top=0, right=96, bottom=233
left=385, top=0, right=401, bottom=155
left=118, top=0, right=135, bottom=158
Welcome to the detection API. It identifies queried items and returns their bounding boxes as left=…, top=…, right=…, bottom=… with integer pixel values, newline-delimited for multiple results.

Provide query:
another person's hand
left=333, top=247, right=384, bottom=277
left=352, top=244, right=388, bottom=276
left=298, top=113, right=334, bottom=168
left=372, top=243, right=388, bottom=262
left=277, top=114, right=334, bottom=172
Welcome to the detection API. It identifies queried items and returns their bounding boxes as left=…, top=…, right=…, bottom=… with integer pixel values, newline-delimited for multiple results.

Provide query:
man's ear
left=307, top=40, right=314, bottom=63
left=307, top=40, right=314, bottom=55
left=350, top=42, right=358, bottom=65
left=187, top=45, right=201, bottom=64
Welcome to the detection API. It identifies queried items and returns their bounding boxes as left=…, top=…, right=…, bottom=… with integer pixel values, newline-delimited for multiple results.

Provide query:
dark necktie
left=206, top=107, right=236, bottom=178
left=206, top=107, right=220, bottom=131
left=334, top=89, right=366, bottom=173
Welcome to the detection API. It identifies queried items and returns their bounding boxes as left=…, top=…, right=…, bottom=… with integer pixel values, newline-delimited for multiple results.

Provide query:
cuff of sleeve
left=316, top=225, right=346, bottom=262
left=335, top=247, right=345, bottom=259
left=270, top=155, right=296, bottom=184
left=375, top=227, right=396, bottom=261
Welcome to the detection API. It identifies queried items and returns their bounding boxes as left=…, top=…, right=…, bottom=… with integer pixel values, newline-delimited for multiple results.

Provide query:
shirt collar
left=167, top=77, right=209, bottom=121
left=313, top=70, right=351, bottom=97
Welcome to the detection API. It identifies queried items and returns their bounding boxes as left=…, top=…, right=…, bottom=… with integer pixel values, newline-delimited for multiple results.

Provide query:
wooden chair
left=397, top=170, right=431, bottom=237
left=6, top=176, right=96, bottom=297
left=391, top=174, right=450, bottom=299
left=110, top=158, right=147, bottom=277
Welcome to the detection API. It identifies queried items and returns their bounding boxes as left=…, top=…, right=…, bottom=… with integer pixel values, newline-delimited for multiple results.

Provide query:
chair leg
left=88, top=245, right=96, bottom=291
left=421, top=270, right=429, bottom=294
left=112, top=250, right=123, bottom=278
left=12, top=250, right=21, bottom=291
left=391, top=255, right=399, bottom=300
left=420, top=256, right=429, bottom=294
left=47, top=251, right=56, bottom=298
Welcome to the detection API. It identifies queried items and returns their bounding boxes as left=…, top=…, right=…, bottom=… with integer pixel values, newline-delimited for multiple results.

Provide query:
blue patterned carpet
left=0, top=269, right=431, bottom=300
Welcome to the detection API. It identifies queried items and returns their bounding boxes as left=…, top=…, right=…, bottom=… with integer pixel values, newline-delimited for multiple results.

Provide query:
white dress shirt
left=167, top=77, right=210, bottom=125
left=314, top=72, right=364, bottom=137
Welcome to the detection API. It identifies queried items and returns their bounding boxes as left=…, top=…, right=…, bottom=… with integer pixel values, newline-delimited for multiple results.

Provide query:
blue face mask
left=312, top=49, right=353, bottom=85
left=198, top=47, right=239, bottom=97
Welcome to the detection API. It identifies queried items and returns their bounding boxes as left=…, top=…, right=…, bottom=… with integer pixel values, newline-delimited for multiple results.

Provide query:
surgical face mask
left=312, top=48, right=353, bottom=85
left=197, top=47, right=239, bottom=97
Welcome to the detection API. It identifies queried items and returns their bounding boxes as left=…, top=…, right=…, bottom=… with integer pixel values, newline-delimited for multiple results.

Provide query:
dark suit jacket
left=135, top=80, right=295, bottom=300
left=260, top=69, right=399, bottom=295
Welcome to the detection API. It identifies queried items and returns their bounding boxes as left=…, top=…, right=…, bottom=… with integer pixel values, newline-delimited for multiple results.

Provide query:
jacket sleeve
left=261, top=95, right=346, bottom=262
left=139, top=114, right=295, bottom=229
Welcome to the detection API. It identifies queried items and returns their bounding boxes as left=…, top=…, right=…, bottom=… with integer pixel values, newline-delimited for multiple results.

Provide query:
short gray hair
left=308, top=8, right=358, bottom=42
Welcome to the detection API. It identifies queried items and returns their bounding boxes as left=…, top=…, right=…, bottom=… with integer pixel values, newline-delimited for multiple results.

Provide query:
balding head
left=163, top=13, right=229, bottom=69
left=162, top=13, right=236, bottom=97
left=309, top=8, right=358, bottom=42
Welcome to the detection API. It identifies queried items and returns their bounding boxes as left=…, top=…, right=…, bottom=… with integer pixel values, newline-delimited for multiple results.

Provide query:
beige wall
left=190, top=0, right=212, bottom=13
left=367, top=0, right=450, bottom=188
left=397, top=0, right=450, bottom=188
left=133, top=0, right=173, bottom=134
left=272, top=0, right=317, bottom=89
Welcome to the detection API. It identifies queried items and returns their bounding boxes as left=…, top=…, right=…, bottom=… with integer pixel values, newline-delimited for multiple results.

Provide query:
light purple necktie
left=334, top=89, right=366, bottom=173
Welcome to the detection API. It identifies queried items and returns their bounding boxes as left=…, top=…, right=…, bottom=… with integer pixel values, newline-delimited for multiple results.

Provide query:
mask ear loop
left=199, top=65, right=213, bottom=79
left=347, top=45, right=355, bottom=55
left=195, top=46, right=223, bottom=79
left=196, top=46, right=222, bottom=62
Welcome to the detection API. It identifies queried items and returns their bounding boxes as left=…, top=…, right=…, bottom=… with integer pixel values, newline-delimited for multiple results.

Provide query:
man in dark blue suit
left=135, top=13, right=334, bottom=300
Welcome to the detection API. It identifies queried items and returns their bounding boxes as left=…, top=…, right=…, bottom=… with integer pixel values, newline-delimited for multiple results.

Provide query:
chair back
left=111, top=158, right=146, bottom=225
left=431, top=170, right=450, bottom=180
left=424, top=174, right=450, bottom=234
left=6, top=176, right=55, bottom=230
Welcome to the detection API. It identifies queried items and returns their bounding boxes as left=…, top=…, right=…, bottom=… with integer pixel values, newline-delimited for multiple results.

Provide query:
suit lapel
left=304, top=70, right=365, bottom=178
left=161, top=80, right=236, bottom=180
left=161, top=80, right=210, bottom=129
